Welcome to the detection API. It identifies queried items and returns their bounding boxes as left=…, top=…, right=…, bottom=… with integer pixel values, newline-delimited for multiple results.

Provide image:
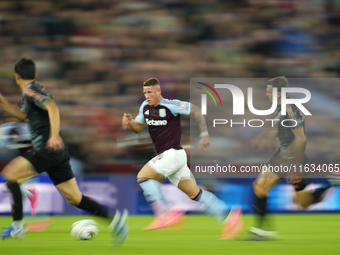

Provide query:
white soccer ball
left=71, top=219, right=99, bottom=240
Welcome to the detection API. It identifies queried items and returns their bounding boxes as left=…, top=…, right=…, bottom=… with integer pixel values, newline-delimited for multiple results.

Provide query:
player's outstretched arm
left=43, top=98, right=64, bottom=151
left=122, top=113, right=145, bottom=134
left=190, top=104, right=210, bottom=151
left=0, top=93, right=25, bottom=121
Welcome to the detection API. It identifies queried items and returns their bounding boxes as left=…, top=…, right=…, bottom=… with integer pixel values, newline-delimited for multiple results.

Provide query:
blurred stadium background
left=0, top=0, right=340, bottom=250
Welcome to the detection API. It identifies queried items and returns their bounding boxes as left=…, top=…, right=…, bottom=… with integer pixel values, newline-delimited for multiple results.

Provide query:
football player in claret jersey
left=0, top=58, right=127, bottom=245
left=122, top=77, right=243, bottom=239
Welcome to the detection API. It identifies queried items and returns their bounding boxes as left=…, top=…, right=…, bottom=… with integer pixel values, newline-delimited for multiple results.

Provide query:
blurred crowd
left=0, top=0, right=340, bottom=171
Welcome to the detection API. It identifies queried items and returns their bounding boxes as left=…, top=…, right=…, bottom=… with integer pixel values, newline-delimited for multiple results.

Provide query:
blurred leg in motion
left=178, top=178, right=243, bottom=240
left=0, top=156, right=37, bottom=239
left=241, top=167, right=281, bottom=241
left=56, top=177, right=128, bottom=246
left=137, top=163, right=179, bottom=230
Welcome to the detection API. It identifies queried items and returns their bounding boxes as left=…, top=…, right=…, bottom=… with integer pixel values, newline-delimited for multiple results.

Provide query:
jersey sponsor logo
left=159, top=109, right=166, bottom=117
left=145, top=118, right=167, bottom=126
left=144, top=110, right=149, bottom=115
left=34, top=95, right=44, bottom=102
left=181, top=103, right=186, bottom=109
left=25, top=88, right=45, bottom=103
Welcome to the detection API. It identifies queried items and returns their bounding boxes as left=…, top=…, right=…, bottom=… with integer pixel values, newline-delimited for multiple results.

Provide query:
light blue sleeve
left=135, top=101, right=147, bottom=124
left=165, top=99, right=191, bottom=116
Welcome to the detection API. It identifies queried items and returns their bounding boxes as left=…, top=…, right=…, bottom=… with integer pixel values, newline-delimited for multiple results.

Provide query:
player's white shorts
left=148, top=148, right=193, bottom=186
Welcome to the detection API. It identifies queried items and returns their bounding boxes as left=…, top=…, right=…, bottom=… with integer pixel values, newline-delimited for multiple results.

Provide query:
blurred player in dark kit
left=0, top=58, right=127, bottom=245
left=244, top=76, right=336, bottom=240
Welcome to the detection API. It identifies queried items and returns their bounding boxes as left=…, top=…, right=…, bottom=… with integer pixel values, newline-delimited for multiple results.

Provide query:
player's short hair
left=267, top=76, right=288, bottom=92
left=143, top=77, right=160, bottom=87
left=14, top=58, right=36, bottom=80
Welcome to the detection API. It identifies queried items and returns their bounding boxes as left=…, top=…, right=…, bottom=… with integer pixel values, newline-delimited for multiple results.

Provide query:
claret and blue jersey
left=135, top=98, right=191, bottom=155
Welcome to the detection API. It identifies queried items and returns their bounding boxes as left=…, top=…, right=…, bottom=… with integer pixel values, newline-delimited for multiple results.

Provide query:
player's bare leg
left=0, top=156, right=37, bottom=239
left=56, top=177, right=112, bottom=218
left=137, top=162, right=165, bottom=180
left=241, top=166, right=281, bottom=241
left=294, top=190, right=315, bottom=209
left=56, top=178, right=128, bottom=245
left=137, top=163, right=177, bottom=230
left=56, top=178, right=82, bottom=205
left=177, top=178, right=243, bottom=240
left=177, top=178, right=200, bottom=199
left=293, top=180, right=332, bottom=210
left=2, top=156, right=38, bottom=182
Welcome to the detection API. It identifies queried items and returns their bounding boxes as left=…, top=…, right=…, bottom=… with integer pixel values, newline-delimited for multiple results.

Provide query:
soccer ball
left=71, top=219, right=99, bottom=240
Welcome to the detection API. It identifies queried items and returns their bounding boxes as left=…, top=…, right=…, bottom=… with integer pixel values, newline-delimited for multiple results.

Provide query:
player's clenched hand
left=198, top=135, right=210, bottom=152
left=46, top=135, right=65, bottom=152
left=122, top=113, right=132, bottom=129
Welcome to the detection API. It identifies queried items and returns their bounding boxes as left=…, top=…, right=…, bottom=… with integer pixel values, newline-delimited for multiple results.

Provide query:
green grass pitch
left=1, top=214, right=339, bottom=255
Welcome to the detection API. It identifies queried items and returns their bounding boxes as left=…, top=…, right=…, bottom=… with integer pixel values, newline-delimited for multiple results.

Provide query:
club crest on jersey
left=159, top=109, right=166, bottom=117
